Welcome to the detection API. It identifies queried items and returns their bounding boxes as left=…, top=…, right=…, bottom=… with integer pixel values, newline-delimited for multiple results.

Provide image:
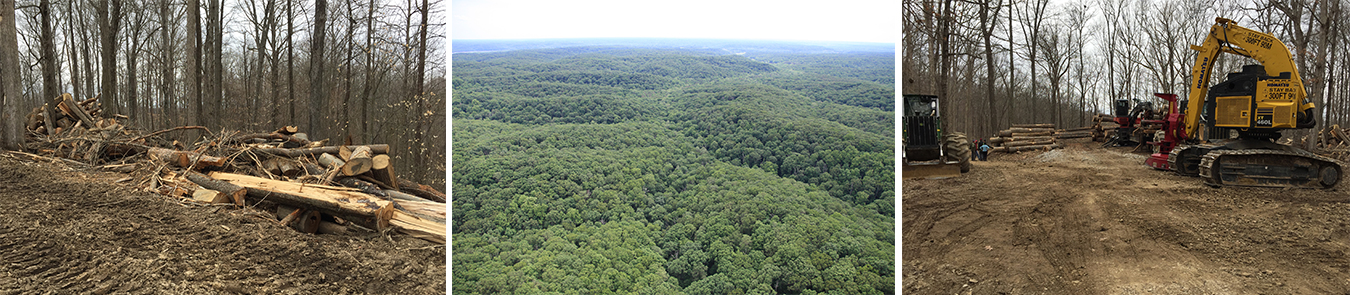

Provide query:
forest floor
left=0, top=157, right=445, bottom=294
left=902, top=139, right=1350, bottom=295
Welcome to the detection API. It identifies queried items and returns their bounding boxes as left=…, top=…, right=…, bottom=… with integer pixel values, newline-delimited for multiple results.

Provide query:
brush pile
left=12, top=93, right=445, bottom=244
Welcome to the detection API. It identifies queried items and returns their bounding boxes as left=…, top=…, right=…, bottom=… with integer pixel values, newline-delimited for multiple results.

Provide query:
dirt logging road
left=903, top=140, right=1350, bottom=294
left=0, top=158, right=444, bottom=294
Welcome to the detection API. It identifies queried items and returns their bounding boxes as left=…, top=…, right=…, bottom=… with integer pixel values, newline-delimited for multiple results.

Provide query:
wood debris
left=17, top=94, right=445, bottom=244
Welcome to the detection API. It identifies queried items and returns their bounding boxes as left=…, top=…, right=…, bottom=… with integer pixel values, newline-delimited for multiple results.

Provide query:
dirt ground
left=0, top=157, right=445, bottom=294
left=903, top=139, right=1350, bottom=295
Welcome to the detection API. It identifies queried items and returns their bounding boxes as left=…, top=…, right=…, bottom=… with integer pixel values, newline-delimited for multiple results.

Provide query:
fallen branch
left=227, top=132, right=312, bottom=146
left=185, top=171, right=248, bottom=206
left=397, top=178, right=445, bottom=203
left=252, top=144, right=390, bottom=158
left=129, top=126, right=210, bottom=142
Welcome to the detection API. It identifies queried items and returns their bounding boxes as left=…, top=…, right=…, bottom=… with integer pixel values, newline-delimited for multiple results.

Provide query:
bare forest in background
left=904, top=0, right=1348, bottom=143
left=0, top=0, right=446, bottom=188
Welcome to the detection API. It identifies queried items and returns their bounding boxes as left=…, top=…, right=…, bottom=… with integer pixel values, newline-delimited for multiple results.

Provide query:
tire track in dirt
left=906, top=144, right=1350, bottom=294
left=904, top=157, right=1097, bottom=294
left=0, top=158, right=445, bottom=294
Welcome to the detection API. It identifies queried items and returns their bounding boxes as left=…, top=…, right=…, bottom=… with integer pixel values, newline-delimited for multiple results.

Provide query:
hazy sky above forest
left=452, top=0, right=897, bottom=43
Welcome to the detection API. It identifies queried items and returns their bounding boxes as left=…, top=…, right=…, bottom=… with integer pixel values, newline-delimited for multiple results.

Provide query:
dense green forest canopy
left=453, top=46, right=895, bottom=295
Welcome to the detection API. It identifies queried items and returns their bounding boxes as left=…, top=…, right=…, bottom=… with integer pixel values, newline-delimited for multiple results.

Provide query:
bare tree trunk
left=1309, top=0, right=1338, bottom=150
left=1007, top=1, right=1014, bottom=127
left=79, top=0, right=96, bottom=99
left=343, top=0, right=357, bottom=141
left=66, top=0, right=80, bottom=101
left=980, top=0, right=1002, bottom=138
left=310, top=0, right=329, bottom=138
left=0, top=0, right=19, bottom=150
left=418, top=0, right=429, bottom=96
left=1019, top=0, right=1047, bottom=123
left=936, top=0, right=951, bottom=123
left=206, top=0, right=222, bottom=128
left=187, top=0, right=201, bottom=128
left=159, top=0, right=175, bottom=128
left=40, top=0, right=61, bottom=114
left=415, top=0, right=431, bottom=181
left=362, top=0, right=375, bottom=143
left=97, top=0, right=123, bottom=118
left=250, top=0, right=270, bottom=127
left=125, top=5, right=144, bottom=126
left=287, top=0, right=296, bottom=126
left=263, top=0, right=279, bottom=126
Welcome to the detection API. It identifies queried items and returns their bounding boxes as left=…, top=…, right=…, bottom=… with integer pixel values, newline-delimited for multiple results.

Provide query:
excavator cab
left=1158, top=17, right=1340, bottom=189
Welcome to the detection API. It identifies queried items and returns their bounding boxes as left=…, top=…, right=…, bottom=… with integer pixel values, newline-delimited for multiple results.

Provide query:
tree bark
left=396, top=178, right=444, bottom=203
left=341, top=0, right=356, bottom=141
left=203, top=171, right=395, bottom=231
left=362, top=0, right=376, bottom=143
left=184, top=171, right=248, bottom=206
left=317, top=152, right=345, bottom=169
left=309, top=0, right=329, bottom=138
left=417, top=0, right=429, bottom=98
left=981, top=0, right=1002, bottom=138
left=149, top=147, right=227, bottom=169
left=41, top=0, right=64, bottom=140
left=0, top=0, right=18, bottom=150
left=39, top=0, right=60, bottom=105
left=205, top=0, right=223, bottom=127
left=97, top=0, right=122, bottom=118
left=340, top=146, right=373, bottom=176
left=124, top=5, right=144, bottom=127
left=250, top=0, right=270, bottom=128
left=159, top=0, right=174, bottom=129
left=187, top=0, right=202, bottom=128
left=287, top=0, right=295, bottom=126
left=253, top=144, right=389, bottom=158
left=65, top=0, right=79, bottom=101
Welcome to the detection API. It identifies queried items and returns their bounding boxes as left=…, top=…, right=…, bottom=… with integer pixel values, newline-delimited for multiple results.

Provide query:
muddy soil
left=903, top=140, right=1350, bottom=295
left=0, top=158, right=445, bottom=294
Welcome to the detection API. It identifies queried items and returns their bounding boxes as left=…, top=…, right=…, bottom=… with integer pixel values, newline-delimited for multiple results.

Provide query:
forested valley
left=452, top=46, right=895, bottom=294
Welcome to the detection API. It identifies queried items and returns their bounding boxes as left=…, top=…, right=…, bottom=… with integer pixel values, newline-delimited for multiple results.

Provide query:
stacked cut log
left=24, top=93, right=113, bottom=137
left=986, top=124, right=1095, bottom=153
left=17, top=111, right=446, bottom=244
left=1055, top=126, right=1094, bottom=139
left=1091, top=114, right=1119, bottom=142
left=988, top=124, right=1061, bottom=153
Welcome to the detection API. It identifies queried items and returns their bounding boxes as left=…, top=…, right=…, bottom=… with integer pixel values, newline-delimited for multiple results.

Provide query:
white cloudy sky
left=452, top=0, right=897, bottom=43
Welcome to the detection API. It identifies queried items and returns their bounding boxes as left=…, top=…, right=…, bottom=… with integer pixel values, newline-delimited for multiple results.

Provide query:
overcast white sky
left=452, top=0, right=897, bottom=43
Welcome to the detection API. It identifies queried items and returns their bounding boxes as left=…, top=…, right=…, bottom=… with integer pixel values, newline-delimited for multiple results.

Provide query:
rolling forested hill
left=453, top=46, right=895, bottom=295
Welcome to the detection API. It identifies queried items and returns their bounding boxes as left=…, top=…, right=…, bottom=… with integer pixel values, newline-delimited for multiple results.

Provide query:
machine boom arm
left=1183, top=17, right=1312, bottom=140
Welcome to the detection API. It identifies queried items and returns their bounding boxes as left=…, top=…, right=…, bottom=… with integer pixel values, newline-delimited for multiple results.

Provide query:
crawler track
left=1199, top=148, right=1342, bottom=189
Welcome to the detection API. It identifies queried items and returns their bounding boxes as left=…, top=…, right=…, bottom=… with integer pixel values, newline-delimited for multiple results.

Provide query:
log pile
left=1309, top=124, right=1350, bottom=162
left=1091, top=114, right=1118, bottom=142
left=24, top=94, right=112, bottom=138
left=985, top=124, right=1096, bottom=153
left=988, top=124, right=1062, bottom=153
left=15, top=93, right=445, bottom=244
left=1056, top=126, right=1094, bottom=139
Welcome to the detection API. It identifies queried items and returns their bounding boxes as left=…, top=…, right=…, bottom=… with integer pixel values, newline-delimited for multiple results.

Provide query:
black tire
left=944, top=132, right=972, bottom=173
